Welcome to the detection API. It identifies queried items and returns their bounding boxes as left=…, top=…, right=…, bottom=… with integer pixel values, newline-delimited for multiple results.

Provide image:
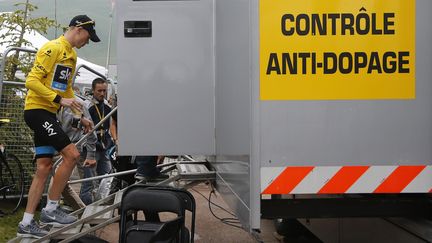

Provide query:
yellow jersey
left=24, top=35, right=76, bottom=113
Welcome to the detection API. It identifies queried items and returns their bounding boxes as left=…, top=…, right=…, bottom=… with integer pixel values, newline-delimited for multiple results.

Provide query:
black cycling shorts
left=24, top=109, right=71, bottom=158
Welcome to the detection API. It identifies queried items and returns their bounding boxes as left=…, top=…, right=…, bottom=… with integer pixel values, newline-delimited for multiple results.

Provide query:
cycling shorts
left=24, top=109, right=71, bottom=158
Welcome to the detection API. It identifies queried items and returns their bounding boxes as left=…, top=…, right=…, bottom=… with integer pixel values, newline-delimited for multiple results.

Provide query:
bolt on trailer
left=116, top=0, right=432, bottom=233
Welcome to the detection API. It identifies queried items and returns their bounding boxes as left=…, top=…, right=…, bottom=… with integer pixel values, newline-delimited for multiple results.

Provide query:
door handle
left=124, top=21, right=152, bottom=37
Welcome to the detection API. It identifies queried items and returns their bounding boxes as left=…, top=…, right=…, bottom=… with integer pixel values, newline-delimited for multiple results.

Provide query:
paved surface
left=90, top=183, right=281, bottom=242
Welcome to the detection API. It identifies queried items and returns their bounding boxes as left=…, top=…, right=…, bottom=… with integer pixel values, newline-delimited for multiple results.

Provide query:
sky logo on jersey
left=52, top=64, right=72, bottom=92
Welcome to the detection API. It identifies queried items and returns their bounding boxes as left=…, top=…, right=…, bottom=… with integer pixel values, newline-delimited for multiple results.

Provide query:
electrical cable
left=192, top=188, right=236, bottom=217
left=192, top=188, right=243, bottom=229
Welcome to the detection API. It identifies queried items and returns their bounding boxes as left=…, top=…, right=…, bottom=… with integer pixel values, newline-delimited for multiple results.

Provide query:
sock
left=21, top=212, right=34, bottom=226
left=44, top=198, right=59, bottom=212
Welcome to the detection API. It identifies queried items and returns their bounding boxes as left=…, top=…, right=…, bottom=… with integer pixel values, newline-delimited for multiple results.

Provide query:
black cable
left=191, top=188, right=243, bottom=229
left=192, top=188, right=237, bottom=217
left=208, top=191, right=242, bottom=228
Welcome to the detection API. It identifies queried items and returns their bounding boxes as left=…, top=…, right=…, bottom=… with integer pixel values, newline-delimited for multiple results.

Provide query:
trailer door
left=116, top=0, right=214, bottom=155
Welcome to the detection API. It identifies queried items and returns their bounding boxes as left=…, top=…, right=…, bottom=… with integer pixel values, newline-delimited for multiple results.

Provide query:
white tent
left=0, top=24, right=107, bottom=86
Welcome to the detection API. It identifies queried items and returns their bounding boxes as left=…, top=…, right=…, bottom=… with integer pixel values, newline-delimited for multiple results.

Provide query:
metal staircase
left=8, top=159, right=215, bottom=243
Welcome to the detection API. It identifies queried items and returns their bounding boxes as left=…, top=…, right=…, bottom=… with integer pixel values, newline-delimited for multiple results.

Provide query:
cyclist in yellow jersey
left=17, top=15, right=100, bottom=239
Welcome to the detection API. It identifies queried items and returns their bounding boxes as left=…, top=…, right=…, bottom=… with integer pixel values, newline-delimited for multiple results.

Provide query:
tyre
left=0, top=153, right=25, bottom=214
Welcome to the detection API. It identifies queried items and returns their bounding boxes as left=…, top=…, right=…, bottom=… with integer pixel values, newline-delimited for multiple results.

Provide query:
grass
left=0, top=201, right=40, bottom=242
left=0, top=202, right=24, bottom=242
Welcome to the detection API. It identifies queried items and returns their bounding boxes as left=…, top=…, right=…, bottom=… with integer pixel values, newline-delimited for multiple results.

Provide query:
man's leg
left=49, top=154, right=85, bottom=211
left=79, top=165, right=97, bottom=205
left=40, top=144, right=80, bottom=227
left=135, top=156, right=159, bottom=178
left=48, top=168, right=86, bottom=211
left=62, top=184, right=86, bottom=210
left=134, top=156, right=169, bottom=182
left=24, top=158, right=52, bottom=214
left=96, top=150, right=112, bottom=175
left=76, top=152, right=91, bottom=204
left=60, top=152, right=86, bottom=210
left=48, top=144, right=80, bottom=200
left=17, top=158, right=52, bottom=238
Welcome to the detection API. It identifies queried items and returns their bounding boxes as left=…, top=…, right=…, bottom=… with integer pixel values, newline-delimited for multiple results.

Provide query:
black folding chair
left=119, top=184, right=196, bottom=243
left=144, top=186, right=196, bottom=242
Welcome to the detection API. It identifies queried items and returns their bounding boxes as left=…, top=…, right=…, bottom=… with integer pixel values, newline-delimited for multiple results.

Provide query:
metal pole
left=68, top=169, right=137, bottom=185
left=2, top=81, right=26, bottom=86
left=71, top=64, right=107, bottom=86
left=0, top=47, right=36, bottom=103
left=52, top=106, right=118, bottom=168
left=105, top=2, right=115, bottom=76
left=183, top=155, right=195, bottom=161
left=54, top=0, right=58, bottom=38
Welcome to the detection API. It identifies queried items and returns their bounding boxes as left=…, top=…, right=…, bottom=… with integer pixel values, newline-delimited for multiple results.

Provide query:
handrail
left=72, top=63, right=106, bottom=85
left=67, top=161, right=180, bottom=185
left=68, top=169, right=137, bottom=185
left=72, top=64, right=116, bottom=99
left=0, top=46, right=37, bottom=102
left=52, top=105, right=118, bottom=169
left=2, top=81, right=26, bottom=86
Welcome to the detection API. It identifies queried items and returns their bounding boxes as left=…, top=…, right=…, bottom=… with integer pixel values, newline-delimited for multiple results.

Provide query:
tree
left=0, top=0, right=59, bottom=80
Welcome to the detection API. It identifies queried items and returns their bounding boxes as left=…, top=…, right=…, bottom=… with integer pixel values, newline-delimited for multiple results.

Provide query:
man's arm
left=25, top=45, right=62, bottom=103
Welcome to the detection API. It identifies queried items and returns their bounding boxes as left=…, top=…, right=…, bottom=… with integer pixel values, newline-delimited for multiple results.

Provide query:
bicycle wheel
left=0, top=153, right=25, bottom=214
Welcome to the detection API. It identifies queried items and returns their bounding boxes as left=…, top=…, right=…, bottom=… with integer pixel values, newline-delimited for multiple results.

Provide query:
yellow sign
left=260, top=0, right=415, bottom=100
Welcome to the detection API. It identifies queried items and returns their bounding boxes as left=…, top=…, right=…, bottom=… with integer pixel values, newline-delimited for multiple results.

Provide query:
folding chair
left=144, top=186, right=196, bottom=242
left=119, top=184, right=196, bottom=243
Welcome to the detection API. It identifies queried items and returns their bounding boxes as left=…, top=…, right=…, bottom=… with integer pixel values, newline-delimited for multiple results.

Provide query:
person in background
left=18, top=14, right=100, bottom=239
left=134, top=156, right=168, bottom=182
left=88, top=78, right=115, bottom=178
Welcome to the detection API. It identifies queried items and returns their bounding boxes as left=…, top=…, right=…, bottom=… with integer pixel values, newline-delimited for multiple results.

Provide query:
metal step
left=50, top=224, right=83, bottom=240
left=12, top=237, right=49, bottom=243
left=81, top=206, right=114, bottom=224
left=177, top=162, right=215, bottom=180
left=114, top=190, right=123, bottom=205
left=8, top=224, right=83, bottom=243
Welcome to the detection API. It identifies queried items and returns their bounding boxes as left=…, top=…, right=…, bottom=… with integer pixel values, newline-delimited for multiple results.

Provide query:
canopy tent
left=0, top=22, right=107, bottom=85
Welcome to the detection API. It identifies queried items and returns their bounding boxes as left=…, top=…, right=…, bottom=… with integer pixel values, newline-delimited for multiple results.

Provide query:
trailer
left=116, top=0, right=432, bottom=239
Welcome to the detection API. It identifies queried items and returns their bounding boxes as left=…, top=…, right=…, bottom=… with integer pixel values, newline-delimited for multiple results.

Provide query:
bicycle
left=0, top=118, right=25, bottom=216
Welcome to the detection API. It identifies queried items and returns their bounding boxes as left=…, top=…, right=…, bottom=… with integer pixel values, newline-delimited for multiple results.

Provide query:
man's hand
left=83, top=159, right=96, bottom=167
left=80, top=117, right=94, bottom=133
left=60, top=98, right=83, bottom=111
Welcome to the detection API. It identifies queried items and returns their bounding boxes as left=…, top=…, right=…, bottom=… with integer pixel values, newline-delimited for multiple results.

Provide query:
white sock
left=21, top=212, right=34, bottom=226
left=44, top=198, right=59, bottom=212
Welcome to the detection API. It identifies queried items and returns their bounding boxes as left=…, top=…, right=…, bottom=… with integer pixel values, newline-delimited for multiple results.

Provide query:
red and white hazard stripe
left=261, top=165, right=432, bottom=194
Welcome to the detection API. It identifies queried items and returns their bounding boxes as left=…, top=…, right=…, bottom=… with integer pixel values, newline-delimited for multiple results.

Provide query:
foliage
left=0, top=0, right=59, bottom=80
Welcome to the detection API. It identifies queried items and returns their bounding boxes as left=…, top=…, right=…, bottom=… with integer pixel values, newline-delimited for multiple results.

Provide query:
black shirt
left=88, top=99, right=112, bottom=142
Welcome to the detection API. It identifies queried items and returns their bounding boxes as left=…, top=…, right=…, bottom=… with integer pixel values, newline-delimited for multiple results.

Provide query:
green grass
left=0, top=201, right=40, bottom=242
left=0, top=202, right=24, bottom=242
